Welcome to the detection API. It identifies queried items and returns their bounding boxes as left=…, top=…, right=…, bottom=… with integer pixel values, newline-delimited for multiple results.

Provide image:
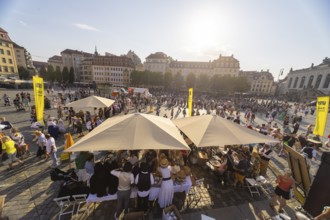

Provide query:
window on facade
left=6, top=50, right=10, bottom=55
left=9, top=59, right=12, bottom=64
left=293, top=77, right=299, bottom=88
left=0, top=66, right=2, bottom=72
left=314, top=75, right=322, bottom=89
left=299, top=76, right=305, bottom=88
left=307, top=75, right=314, bottom=88
left=288, top=78, right=293, bottom=88
left=323, top=74, right=330, bottom=88
left=10, top=67, right=14, bottom=72
left=4, top=66, right=8, bottom=72
left=2, top=58, right=6, bottom=63
left=0, top=49, right=3, bottom=54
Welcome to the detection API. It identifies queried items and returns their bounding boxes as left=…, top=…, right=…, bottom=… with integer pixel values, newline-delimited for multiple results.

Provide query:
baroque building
left=169, top=54, right=240, bottom=78
left=144, top=52, right=172, bottom=74
left=282, top=57, right=330, bottom=101
left=61, top=49, right=93, bottom=80
left=240, top=70, right=276, bottom=95
left=0, top=28, right=18, bottom=76
left=80, top=55, right=135, bottom=86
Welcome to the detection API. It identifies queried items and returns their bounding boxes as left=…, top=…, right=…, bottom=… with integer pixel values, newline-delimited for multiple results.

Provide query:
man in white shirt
left=111, top=162, right=134, bottom=220
left=45, top=134, right=58, bottom=168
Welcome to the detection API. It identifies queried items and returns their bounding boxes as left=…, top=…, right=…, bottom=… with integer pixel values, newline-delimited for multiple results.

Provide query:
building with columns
left=240, top=70, right=276, bottom=95
left=281, top=57, right=330, bottom=101
left=80, top=55, right=135, bottom=86
left=0, top=27, right=18, bottom=77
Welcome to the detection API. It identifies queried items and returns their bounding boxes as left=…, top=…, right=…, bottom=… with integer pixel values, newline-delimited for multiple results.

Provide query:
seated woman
left=10, top=127, right=29, bottom=157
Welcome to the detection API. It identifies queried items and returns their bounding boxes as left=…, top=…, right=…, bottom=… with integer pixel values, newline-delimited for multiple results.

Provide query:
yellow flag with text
left=313, top=96, right=329, bottom=136
left=33, top=76, right=44, bottom=124
left=188, top=88, right=193, bottom=117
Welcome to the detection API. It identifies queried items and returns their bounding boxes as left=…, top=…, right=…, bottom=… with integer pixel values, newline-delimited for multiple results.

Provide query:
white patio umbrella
left=66, top=95, right=115, bottom=109
left=66, top=113, right=190, bottom=152
left=173, top=115, right=279, bottom=147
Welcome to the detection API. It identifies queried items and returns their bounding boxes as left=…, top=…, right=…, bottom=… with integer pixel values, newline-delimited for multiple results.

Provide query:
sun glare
left=186, top=13, right=221, bottom=51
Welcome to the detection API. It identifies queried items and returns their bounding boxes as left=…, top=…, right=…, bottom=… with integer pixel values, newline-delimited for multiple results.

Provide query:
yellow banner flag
left=33, top=76, right=44, bottom=124
left=188, top=88, right=193, bottom=117
left=313, top=96, right=329, bottom=136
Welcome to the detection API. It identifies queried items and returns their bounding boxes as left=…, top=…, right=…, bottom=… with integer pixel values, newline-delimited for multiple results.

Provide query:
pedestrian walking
left=45, top=134, right=58, bottom=168
left=270, top=168, right=295, bottom=213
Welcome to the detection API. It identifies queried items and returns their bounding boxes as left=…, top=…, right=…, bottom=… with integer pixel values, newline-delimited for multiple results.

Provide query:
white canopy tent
left=66, top=113, right=190, bottom=152
left=173, top=115, right=280, bottom=147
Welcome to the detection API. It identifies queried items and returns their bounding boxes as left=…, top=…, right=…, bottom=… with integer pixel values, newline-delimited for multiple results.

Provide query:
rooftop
left=61, top=49, right=93, bottom=57
left=146, top=52, right=169, bottom=59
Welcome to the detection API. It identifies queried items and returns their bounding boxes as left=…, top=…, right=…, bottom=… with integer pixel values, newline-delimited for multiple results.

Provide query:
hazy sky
left=1, top=0, right=329, bottom=79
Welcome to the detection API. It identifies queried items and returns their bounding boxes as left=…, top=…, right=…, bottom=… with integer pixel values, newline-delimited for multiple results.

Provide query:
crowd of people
left=1, top=87, right=329, bottom=220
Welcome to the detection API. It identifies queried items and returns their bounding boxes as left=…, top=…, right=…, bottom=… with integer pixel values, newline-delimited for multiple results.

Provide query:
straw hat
left=160, top=158, right=169, bottom=168
left=34, top=130, right=42, bottom=135
left=182, top=166, right=191, bottom=176
left=176, top=170, right=186, bottom=182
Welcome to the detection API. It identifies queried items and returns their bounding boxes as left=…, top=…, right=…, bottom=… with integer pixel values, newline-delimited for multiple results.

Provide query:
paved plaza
left=0, top=89, right=329, bottom=220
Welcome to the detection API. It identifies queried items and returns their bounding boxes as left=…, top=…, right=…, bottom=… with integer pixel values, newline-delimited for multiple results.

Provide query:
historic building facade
left=61, top=49, right=93, bottom=79
left=240, top=70, right=276, bottom=95
left=13, top=43, right=33, bottom=70
left=144, top=52, right=172, bottom=74
left=169, top=54, right=240, bottom=78
left=48, top=55, right=63, bottom=71
left=80, top=55, right=135, bottom=86
left=282, top=57, right=330, bottom=100
left=0, top=28, right=18, bottom=76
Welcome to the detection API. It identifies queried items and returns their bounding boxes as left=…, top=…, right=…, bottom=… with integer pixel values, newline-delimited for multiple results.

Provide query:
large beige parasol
left=173, top=115, right=279, bottom=147
left=66, top=113, right=190, bottom=152
left=66, top=95, right=115, bottom=108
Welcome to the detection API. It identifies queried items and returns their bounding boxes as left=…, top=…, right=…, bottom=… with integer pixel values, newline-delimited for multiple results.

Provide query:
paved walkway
left=1, top=89, right=326, bottom=219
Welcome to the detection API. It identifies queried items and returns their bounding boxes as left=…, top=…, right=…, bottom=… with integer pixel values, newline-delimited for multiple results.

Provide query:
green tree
left=130, top=71, right=143, bottom=86
left=186, top=72, right=196, bottom=89
left=18, top=66, right=30, bottom=80
left=233, top=76, right=250, bottom=92
left=54, top=66, right=62, bottom=82
left=196, top=73, right=209, bottom=92
left=173, top=72, right=184, bottom=91
left=69, top=67, right=75, bottom=83
left=164, top=71, right=173, bottom=90
left=47, top=65, right=55, bottom=82
left=39, top=65, right=48, bottom=79
left=62, top=67, right=69, bottom=83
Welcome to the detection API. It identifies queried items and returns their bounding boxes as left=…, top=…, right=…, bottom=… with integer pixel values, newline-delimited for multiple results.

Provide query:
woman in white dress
left=158, top=158, right=174, bottom=208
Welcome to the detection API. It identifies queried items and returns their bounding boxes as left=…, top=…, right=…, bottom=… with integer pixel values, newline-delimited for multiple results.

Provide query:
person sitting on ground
left=1, top=136, right=24, bottom=170
left=10, top=127, right=29, bottom=157
left=270, top=168, right=295, bottom=213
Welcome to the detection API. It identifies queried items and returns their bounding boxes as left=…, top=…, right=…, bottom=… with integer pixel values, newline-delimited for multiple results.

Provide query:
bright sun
left=186, top=13, right=221, bottom=51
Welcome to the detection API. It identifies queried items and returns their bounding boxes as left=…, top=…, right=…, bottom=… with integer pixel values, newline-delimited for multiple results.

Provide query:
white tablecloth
left=86, top=176, right=192, bottom=203
left=87, top=188, right=137, bottom=203
left=148, top=176, right=192, bottom=201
